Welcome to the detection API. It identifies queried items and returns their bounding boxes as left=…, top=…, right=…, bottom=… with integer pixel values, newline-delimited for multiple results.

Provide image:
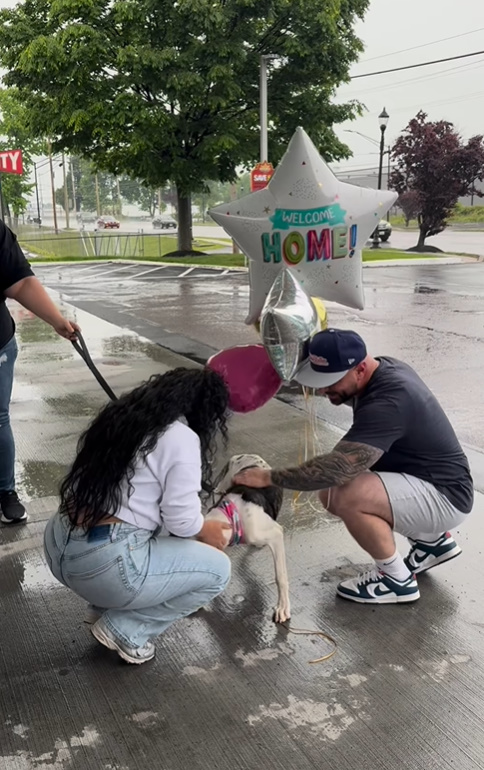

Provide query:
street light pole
left=260, top=56, right=268, bottom=163
left=377, top=107, right=389, bottom=190
left=260, top=54, right=278, bottom=163
left=34, top=164, right=41, bottom=226
left=372, top=107, right=390, bottom=249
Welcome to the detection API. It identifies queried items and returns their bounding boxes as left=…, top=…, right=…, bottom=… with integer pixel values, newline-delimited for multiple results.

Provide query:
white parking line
left=178, top=267, right=195, bottom=278
left=61, top=262, right=117, bottom=275
left=76, top=263, right=142, bottom=280
left=132, top=265, right=170, bottom=278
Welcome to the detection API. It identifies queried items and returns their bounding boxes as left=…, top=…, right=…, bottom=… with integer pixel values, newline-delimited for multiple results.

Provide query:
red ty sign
left=0, top=150, right=23, bottom=176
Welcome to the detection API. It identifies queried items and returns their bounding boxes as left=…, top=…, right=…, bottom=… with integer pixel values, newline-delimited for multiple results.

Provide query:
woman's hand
left=232, top=468, right=272, bottom=488
left=197, top=520, right=232, bottom=550
left=53, top=318, right=81, bottom=341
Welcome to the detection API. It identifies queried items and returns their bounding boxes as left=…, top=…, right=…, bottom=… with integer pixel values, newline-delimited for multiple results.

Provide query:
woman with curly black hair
left=44, top=367, right=232, bottom=665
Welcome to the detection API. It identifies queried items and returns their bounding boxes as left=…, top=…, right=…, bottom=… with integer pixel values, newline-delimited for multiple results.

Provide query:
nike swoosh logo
left=413, top=550, right=429, bottom=564
left=373, top=584, right=392, bottom=597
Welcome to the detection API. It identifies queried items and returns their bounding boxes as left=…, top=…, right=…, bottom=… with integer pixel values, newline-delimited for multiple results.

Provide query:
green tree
left=70, top=156, right=119, bottom=215
left=0, top=0, right=368, bottom=252
left=0, top=88, right=43, bottom=224
left=118, top=177, right=157, bottom=216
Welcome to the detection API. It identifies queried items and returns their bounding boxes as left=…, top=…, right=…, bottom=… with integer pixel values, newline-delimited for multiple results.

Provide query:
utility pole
left=0, top=174, right=5, bottom=222
left=70, top=157, right=77, bottom=215
left=116, top=177, right=122, bottom=217
left=47, top=140, right=58, bottom=233
left=95, top=174, right=101, bottom=215
left=62, top=152, right=70, bottom=229
left=34, top=164, right=41, bottom=226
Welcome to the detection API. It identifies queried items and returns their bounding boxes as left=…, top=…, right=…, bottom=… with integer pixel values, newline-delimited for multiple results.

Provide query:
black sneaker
left=0, top=491, right=28, bottom=525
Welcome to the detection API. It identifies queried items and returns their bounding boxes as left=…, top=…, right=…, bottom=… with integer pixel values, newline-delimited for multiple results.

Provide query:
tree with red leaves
left=390, top=112, right=484, bottom=251
left=398, top=190, right=420, bottom=227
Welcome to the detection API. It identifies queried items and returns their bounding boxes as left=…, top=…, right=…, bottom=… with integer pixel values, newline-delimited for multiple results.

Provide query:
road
left=36, top=217, right=484, bottom=255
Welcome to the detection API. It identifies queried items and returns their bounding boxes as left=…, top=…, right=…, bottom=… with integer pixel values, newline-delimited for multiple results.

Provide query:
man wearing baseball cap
left=234, top=328, right=473, bottom=605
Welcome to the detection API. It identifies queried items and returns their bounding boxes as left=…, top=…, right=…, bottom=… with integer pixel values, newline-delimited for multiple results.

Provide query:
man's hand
left=197, top=520, right=232, bottom=550
left=52, top=318, right=81, bottom=341
left=233, top=468, right=272, bottom=488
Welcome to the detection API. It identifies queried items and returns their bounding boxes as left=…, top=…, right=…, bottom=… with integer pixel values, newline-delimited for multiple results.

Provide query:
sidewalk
left=2, top=302, right=484, bottom=770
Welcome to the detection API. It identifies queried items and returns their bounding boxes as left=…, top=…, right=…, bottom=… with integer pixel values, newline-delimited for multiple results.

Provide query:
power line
left=360, top=27, right=484, bottom=63
left=390, top=88, right=484, bottom=115
left=351, top=50, right=484, bottom=79
left=344, top=57, right=484, bottom=98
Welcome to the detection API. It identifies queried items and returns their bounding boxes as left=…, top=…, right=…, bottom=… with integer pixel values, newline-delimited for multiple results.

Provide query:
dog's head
left=214, top=453, right=283, bottom=522
left=215, top=453, right=272, bottom=495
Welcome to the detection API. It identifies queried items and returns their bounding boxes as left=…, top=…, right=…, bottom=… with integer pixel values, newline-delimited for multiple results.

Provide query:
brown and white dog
left=205, top=454, right=290, bottom=623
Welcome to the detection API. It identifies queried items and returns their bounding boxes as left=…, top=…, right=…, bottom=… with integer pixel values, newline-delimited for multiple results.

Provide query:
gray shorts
left=375, top=472, right=469, bottom=539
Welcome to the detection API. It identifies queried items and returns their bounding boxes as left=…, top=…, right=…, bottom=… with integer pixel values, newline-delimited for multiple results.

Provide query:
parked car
left=370, top=219, right=392, bottom=243
left=96, top=216, right=120, bottom=229
left=78, top=212, right=97, bottom=224
left=152, top=215, right=177, bottom=230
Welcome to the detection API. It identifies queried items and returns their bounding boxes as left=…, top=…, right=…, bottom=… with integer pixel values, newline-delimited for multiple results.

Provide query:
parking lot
left=2, top=257, right=484, bottom=770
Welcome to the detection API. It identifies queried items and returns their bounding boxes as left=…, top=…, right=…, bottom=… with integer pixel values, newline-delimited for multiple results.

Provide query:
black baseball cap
left=295, top=329, right=367, bottom=388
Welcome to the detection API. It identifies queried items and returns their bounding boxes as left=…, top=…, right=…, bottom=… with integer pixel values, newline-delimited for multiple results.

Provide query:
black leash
left=71, top=331, right=118, bottom=402
left=71, top=332, right=213, bottom=494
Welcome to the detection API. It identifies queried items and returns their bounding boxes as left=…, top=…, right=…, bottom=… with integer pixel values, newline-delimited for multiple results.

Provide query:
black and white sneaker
left=405, top=532, right=462, bottom=575
left=337, top=568, right=420, bottom=604
left=0, top=491, right=28, bottom=525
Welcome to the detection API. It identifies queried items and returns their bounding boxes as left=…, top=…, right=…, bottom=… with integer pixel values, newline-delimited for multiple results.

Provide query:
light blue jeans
left=43, top=513, right=231, bottom=648
left=0, top=336, right=18, bottom=492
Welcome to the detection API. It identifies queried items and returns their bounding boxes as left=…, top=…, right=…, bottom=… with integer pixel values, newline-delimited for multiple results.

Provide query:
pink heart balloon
left=207, top=344, right=282, bottom=413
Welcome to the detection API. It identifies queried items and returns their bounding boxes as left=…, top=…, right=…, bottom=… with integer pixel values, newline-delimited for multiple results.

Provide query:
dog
left=204, top=454, right=290, bottom=623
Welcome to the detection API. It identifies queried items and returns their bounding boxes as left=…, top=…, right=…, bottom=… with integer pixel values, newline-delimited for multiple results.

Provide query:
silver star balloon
left=260, top=269, right=320, bottom=382
left=210, top=127, right=397, bottom=324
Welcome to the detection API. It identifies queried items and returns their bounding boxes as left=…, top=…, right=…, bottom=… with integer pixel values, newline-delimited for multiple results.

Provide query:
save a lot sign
left=0, top=150, right=23, bottom=175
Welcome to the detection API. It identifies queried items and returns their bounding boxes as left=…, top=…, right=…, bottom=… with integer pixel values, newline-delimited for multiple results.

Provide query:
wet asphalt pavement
left=38, top=259, right=484, bottom=451
left=2, top=260, right=484, bottom=769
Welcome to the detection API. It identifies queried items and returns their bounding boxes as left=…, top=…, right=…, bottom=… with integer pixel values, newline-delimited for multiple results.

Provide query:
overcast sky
left=335, top=0, right=484, bottom=170
left=1, top=0, right=482, bottom=197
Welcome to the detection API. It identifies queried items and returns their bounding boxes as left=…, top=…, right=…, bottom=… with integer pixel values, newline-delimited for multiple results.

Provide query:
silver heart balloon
left=260, top=268, right=321, bottom=381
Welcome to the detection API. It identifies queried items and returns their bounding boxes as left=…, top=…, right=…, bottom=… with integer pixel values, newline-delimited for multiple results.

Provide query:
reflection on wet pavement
left=2, top=264, right=484, bottom=769
left=34, top=261, right=484, bottom=450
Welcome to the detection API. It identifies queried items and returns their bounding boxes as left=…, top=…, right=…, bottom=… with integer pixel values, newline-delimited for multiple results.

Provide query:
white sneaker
left=337, top=568, right=420, bottom=604
left=405, top=532, right=462, bottom=575
left=84, top=605, right=102, bottom=625
left=91, top=619, right=155, bottom=664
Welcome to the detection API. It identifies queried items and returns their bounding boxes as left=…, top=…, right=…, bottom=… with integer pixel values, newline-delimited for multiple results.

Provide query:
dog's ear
left=264, top=486, right=284, bottom=520
left=214, top=460, right=231, bottom=494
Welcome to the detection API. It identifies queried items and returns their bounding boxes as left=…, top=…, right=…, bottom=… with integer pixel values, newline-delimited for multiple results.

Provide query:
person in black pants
left=0, top=221, right=80, bottom=524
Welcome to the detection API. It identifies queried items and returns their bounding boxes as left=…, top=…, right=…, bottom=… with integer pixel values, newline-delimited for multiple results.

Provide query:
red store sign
left=0, top=150, right=23, bottom=175
left=250, top=161, right=274, bottom=192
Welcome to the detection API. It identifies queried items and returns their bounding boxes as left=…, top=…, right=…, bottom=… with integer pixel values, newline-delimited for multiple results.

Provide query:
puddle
left=16, top=460, right=67, bottom=502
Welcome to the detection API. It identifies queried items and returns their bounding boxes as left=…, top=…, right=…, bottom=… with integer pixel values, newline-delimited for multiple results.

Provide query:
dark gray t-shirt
left=343, top=357, right=473, bottom=513
left=0, top=222, right=34, bottom=349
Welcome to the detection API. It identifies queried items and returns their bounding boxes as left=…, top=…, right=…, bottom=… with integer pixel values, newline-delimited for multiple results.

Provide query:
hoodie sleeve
left=154, top=423, right=204, bottom=538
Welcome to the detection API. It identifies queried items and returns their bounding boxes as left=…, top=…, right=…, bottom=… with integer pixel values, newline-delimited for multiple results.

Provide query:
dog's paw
left=273, top=605, right=291, bottom=624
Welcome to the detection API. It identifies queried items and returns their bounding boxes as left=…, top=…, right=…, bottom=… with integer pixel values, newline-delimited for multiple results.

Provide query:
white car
left=371, top=219, right=392, bottom=243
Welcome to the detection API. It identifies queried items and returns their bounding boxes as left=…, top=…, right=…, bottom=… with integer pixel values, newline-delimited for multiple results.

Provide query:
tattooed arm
left=232, top=441, right=383, bottom=491
left=270, top=441, right=383, bottom=491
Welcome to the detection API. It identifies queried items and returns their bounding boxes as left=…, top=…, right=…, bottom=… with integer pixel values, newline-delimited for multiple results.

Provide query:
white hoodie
left=116, top=420, right=203, bottom=537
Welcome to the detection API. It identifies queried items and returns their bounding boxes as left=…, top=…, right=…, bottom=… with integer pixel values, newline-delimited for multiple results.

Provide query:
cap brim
left=294, top=360, right=349, bottom=389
